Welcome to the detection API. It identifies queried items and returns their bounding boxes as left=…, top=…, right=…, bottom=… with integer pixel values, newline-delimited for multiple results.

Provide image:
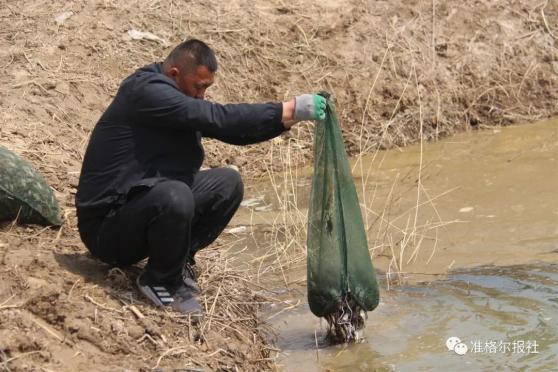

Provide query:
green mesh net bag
left=0, top=146, right=62, bottom=226
left=307, top=93, right=379, bottom=343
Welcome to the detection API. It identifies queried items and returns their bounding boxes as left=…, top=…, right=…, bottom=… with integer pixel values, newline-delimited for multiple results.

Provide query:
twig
left=204, top=275, right=223, bottom=332
left=153, top=346, right=197, bottom=369
left=207, top=28, right=246, bottom=33
left=432, top=0, right=436, bottom=63
left=11, top=80, right=38, bottom=89
left=294, top=23, right=310, bottom=48
left=125, top=304, right=167, bottom=343
left=0, top=294, right=23, bottom=310
left=265, top=299, right=301, bottom=320
left=541, top=1, right=557, bottom=39
left=127, top=304, right=145, bottom=319
left=0, top=304, right=21, bottom=311
left=67, top=279, right=80, bottom=300
left=314, top=329, right=320, bottom=362
left=138, top=333, right=159, bottom=346
left=84, top=294, right=123, bottom=313
left=0, top=294, right=15, bottom=307
left=28, top=316, right=65, bottom=343
left=1, top=351, right=42, bottom=368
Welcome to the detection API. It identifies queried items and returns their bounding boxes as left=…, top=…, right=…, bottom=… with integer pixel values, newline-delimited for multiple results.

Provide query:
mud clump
left=25, top=292, right=67, bottom=326
left=0, top=330, right=43, bottom=354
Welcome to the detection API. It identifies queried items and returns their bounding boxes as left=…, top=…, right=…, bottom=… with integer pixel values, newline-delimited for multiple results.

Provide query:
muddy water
left=228, top=119, right=558, bottom=370
left=233, top=118, right=558, bottom=278
left=275, top=264, right=558, bottom=371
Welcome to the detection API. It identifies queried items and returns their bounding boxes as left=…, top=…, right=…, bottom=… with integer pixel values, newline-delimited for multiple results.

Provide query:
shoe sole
left=136, top=276, right=204, bottom=322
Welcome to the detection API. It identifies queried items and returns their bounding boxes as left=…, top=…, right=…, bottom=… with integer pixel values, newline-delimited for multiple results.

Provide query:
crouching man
left=75, top=39, right=325, bottom=318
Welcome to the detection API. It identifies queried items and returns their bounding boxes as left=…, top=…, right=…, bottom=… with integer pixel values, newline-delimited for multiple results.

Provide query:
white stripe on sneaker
left=153, top=286, right=166, bottom=291
left=157, top=291, right=171, bottom=297
left=160, top=297, right=174, bottom=303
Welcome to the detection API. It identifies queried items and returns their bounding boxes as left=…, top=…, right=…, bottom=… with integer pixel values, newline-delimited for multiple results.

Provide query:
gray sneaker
left=136, top=273, right=203, bottom=319
left=182, top=262, right=200, bottom=293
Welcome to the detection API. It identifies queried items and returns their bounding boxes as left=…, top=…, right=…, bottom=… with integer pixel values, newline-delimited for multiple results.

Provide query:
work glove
left=294, top=94, right=327, bottom=121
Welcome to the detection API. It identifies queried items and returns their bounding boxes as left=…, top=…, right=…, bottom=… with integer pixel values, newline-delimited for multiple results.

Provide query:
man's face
left=174, top=65, right=214, bottom=99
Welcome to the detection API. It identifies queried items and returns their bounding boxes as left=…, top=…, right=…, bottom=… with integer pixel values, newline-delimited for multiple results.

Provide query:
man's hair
left=165, top=39, right=218, bottom=73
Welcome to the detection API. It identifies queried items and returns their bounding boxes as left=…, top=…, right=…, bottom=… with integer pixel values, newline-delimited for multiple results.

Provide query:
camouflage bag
left=0, top=146, right=62, bottom=226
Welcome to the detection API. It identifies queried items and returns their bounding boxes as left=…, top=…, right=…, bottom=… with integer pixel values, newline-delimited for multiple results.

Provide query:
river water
left=227, top=118, right=558, bottom=370
left=274, top=263, right=557, bottom=371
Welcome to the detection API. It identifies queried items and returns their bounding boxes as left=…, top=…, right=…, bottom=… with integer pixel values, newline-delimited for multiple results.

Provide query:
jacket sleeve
left=209, top=117, right=288, bottom=145
left=132, top=76, right=287, bottom=144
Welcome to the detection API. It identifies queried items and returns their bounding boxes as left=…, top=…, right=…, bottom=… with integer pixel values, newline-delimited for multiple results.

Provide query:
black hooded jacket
left=76, top=63, right=285, bottom=220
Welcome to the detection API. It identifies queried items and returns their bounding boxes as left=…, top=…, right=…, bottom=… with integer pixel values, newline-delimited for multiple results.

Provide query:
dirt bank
left=0, top=0, right=556, bottom=370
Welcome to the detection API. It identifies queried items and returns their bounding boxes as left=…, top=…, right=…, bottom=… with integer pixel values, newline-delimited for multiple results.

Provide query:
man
left=76, top=39, right=326, bottom=317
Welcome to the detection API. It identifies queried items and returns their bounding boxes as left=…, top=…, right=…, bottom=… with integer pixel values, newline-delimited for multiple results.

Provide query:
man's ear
left=168, top=67, right=180, bottom=78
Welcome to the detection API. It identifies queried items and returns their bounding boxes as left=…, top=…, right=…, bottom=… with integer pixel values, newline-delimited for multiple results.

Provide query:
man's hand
left=294, top=94, right=327, bottom=121
left=282, top=94, right=327, bottom=129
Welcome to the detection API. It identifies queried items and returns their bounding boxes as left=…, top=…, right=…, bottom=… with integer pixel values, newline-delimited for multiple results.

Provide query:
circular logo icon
left=454, top=342, right=468, bottom=355
left=446, top=336, right=461, bottom=351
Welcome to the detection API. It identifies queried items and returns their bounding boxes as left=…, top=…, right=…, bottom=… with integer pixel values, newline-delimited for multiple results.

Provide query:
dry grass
left=199, top=0, right=557, bottom=175
left=248, top=112, right=460, bottom=290
left=246, top=67, right=460, bottom=290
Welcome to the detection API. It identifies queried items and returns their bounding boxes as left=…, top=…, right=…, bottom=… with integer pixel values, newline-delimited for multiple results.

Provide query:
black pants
left=78, top=168, right=243, bottom=284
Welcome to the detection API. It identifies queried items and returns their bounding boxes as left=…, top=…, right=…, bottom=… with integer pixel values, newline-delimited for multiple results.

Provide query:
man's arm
left=211, top=100, right=297, bottom=145
left=132, top=76, right=325, bottom=144
left=133, top=77, right=286, bottom=139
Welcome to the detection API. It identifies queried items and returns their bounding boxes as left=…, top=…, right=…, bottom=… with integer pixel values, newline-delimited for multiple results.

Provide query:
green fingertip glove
left=294, top=94, right=328, bottom=121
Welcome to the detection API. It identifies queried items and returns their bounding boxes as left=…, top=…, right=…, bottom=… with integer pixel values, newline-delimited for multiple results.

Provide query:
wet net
left=307, top=93, right=379, bottom=343
left=0, top=146, right=62, bottom=226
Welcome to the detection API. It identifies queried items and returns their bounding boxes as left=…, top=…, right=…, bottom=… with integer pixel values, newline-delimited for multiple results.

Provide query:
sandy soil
left=0, top=0, right=556, bottom=370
